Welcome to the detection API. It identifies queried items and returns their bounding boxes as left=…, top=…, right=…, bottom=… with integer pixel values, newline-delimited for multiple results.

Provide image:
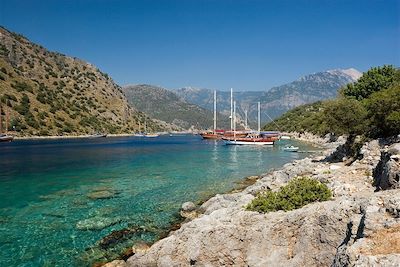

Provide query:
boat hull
left=0, top=136, right=14, bottom=142
left=283, top=147, right=299, bottom=152
left=89, top=134, right=107, bottom=138
left=145, top=134, right=159, bottom=138
left=224, top=140, right=274, bottom=145
left=200, top=133, right=221, bottom=140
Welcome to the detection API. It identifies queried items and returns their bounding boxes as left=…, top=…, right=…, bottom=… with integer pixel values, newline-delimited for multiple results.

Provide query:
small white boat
left=144, top=134, right=159, bottom=138
left=89, top=133, right=107, bottom=138
left=133, top=133, right=145, bottom=137
left=0, top=134, right=14, bottom=142
left=280, top=135, right=291, bottom=140
left=283, top=145, right=299, bottom=152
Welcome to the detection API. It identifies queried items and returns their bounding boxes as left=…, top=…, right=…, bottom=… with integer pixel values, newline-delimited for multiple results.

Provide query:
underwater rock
left=180, top=202, right=199, bottom=220
left=98, top=227, right=139, bottom=249
left=87, top=190, right=117, bottom=200
left=76, top=217, right=122, bottom=230
left=181, top=202, right=196, bottom=212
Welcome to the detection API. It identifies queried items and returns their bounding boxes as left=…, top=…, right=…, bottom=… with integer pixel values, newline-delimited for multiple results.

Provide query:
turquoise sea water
left=0, top=135, right=315, bottom=266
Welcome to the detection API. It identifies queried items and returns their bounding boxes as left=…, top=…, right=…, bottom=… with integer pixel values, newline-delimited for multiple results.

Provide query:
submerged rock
left=98, top=227, right=139, bottom=249
left=180, top=202, right=198, bottom=220
left=76, top=217, right=122, bottom=230
left=181, top=202, right=196, bottom=212
left=87, top=190, right=117, bottom=200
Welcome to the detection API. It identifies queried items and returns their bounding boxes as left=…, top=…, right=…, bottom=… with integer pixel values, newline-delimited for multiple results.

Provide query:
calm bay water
left=0, top=135, right=315, bottom=266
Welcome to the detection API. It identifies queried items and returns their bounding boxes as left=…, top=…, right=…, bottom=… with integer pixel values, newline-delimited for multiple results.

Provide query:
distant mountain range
left=0, top=26, right=170, bottom=136
left=175, top=68, right=361, bottom=127
left=123, top=84, right=231, bottom=130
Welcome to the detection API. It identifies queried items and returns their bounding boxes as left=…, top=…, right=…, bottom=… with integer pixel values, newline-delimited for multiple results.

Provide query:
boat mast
left=258, top=102, right=261, bottom=132
left=213, top=90, right=217, bottom=134
left=230, top=88, right=233, bottom=131
left=245, top=109, right=248, bottom=130
left=0, top=103, right=2, bottom=133
left=5, top=105, right=9, bottom=132
left=233, top=100, right=236, bottom=140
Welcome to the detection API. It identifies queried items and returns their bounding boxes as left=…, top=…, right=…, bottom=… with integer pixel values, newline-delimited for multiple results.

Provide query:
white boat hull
left=224, top=140, right=274, bottom=145
left=145, top=134, right=159, bottom=138
left=283, top=147, right=299, bottom=152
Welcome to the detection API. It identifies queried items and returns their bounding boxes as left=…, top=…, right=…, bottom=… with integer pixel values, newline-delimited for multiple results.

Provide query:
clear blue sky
left=0, top=0, right=399, bottom=91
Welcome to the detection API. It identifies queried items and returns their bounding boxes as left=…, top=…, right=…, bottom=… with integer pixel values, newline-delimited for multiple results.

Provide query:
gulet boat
left=223, top=132, right=274, bottom=145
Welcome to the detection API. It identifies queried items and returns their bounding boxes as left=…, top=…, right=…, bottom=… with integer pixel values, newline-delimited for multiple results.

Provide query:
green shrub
left=11, top=81, right=33, bottom=93
left=15, top=94, right=30, bottom=115
left=25, top=112, right=39, bottom=129
left=1, top=94, right=17, bottom=105
left=62, top=122, right=74, bottom=133
left=39, top=129, right=49, bottom=136
left=0, top=44, right=9, bottom=56
left=36, top=91, right=47, bottom=104
left=246, top=177, right=331, bottom=213
left=10, top=117, right=24, bottom=131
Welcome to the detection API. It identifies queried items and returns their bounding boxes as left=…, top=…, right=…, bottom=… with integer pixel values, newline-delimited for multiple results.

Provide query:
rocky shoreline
left=105, top=134, right=400, bottom=267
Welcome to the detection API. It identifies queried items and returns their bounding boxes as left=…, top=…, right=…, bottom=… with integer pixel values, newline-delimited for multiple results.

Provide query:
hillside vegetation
left=123, top=84, right=231, bottom=130
left=0, top=26, right=165, bottom=136
left=264, top=65, right=400, bottom=139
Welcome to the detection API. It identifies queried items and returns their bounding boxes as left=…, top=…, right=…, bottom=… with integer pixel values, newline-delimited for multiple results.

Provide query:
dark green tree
left=340, top=65, right=398, bottom=100
left=365, top=85, right=400, bottom=137
left=323, top=98, right=368, bottom=135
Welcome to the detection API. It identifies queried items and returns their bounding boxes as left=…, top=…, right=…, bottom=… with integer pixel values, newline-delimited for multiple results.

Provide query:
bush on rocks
left=247, top=177, right=332, bottom=213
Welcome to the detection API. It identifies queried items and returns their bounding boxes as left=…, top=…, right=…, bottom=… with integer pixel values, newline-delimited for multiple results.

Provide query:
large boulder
left=374, top=143, right=400, bottom=190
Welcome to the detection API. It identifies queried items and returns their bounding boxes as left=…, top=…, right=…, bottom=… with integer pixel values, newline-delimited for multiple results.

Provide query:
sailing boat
left=134, top=120, right=145, bottom=137
left=143, top=118, right=159, bottom=138
left=223, top=102, right=275, bottom=145
left=0, top=104, right=13, bottom=142
left=200, top=90, right=222, bottom=140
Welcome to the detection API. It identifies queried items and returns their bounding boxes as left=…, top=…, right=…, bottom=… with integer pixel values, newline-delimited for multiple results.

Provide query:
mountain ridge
left=174, top=68, right=361, bottom=126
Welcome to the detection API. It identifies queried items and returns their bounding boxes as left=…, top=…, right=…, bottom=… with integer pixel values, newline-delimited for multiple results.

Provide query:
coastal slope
left=0, top=26, right=168, bottom=136
left=112, top=136, right=400, bottom=267
left=122, top=84, right=230, bottom=130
